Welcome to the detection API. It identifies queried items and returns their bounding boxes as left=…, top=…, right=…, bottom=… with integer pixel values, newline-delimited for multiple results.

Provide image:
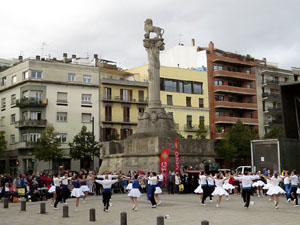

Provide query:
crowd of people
left=0, top=167, right=300, bottom=212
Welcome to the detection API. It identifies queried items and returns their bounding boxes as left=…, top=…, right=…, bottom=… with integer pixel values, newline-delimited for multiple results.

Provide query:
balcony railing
left=214, top=85, right=256, bottom=95
left=214, top=101, right=257, bottom=110
left=215, top=116, right=258, bottom=125
left=213, top=70, right=256, bottom=81
left=262, top=79, right=280, bottom=85
left=265, top=107, right=282, bottom=114
left=14, top=141, right=34, bottom=149
left=264, top=119, right=283, bottom=126
left=16, top=98, right=48, bottom=108
left=184, top=124, right=200, bottom=131
left=15, top=120, right=47, bottom=128
left=102, top=96, right=148, bottom=104
left=262, top=93, right=280, bottom=99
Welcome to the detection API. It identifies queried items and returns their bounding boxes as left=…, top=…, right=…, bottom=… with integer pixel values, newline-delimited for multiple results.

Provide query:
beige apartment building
left=0, top=55, right=100, bottom=174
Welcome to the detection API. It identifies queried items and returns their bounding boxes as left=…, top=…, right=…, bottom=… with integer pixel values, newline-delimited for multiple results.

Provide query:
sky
left=0, top=0, right=299, bottom=69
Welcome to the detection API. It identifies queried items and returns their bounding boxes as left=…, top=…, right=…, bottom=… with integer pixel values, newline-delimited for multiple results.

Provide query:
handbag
left=179, top=184, right=184, bottom=192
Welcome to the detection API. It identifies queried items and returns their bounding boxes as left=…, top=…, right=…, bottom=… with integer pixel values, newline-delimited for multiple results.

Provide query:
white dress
left=223, top=179, right=235, bottom=190
left=194, top=179, right=203, bottom=194
left=126, top=183, right=133, bottom=190
left=71, top=188, right=84, bottom=197
left=212, top=179, right=229, bottom=196
left=263, top=179, right=273, bottom=190
left=297, top=188, right=300, bottom=194
left=266, top=177, right=286, bottom=195
left=48, top=185, right=56, bottom=193
left=252, top=180, right=265, bottom=187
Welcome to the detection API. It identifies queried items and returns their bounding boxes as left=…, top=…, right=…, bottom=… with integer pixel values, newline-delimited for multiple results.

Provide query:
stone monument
left=133, top=18, right=177, bottom=138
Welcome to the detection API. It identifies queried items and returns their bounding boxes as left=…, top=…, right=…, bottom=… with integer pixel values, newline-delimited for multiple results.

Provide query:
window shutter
left=120, top=89, right=123, bottom=100
left=129, top=90, right=132, bottom=101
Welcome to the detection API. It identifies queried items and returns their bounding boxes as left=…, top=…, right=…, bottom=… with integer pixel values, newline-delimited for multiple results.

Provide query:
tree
left=0, top=131, right=7, bottom=153
left=196, top=125, right=209, bottom=139
left=264, top=126, right=285, bottom=139
left=215, top=138, right=237, bottom=160
left=33, top=125, right=63, bottom=169
left=69, top=126, right=101, bottom=169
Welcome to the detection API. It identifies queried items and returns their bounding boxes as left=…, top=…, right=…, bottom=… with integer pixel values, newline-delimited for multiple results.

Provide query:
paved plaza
left=1, top=194, right=300, bottom=225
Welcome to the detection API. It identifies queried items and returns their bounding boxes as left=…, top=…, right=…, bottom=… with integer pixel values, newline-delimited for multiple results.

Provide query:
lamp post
left=91, top=116, right=95, bottom=169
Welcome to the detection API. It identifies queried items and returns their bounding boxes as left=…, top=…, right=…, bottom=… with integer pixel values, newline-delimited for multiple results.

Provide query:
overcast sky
left=0, top=0, right=299, bottom=69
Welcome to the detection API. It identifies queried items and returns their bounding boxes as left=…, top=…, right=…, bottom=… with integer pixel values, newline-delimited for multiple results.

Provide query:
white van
left=235, top=166, right=252, bottom=175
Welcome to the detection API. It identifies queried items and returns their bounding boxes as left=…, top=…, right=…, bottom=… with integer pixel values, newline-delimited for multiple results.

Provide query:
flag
left=174, top=138, right=180, bottom=173
left=160, top=148, right=170, bottom=184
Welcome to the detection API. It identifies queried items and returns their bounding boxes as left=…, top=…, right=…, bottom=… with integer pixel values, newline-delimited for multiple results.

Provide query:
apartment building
left=0, top=54, right=100, bottom=173
left=256, top=62, right=294, bottom=137
left=99, top=60, right=148, bottom=141
left=161, top=41, right=259, bottom=139
left=128, top=65, right=210, bottom=139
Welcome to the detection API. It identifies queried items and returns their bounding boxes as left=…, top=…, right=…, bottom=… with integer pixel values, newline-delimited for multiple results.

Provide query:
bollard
left=40, top=202, right=46, bottom=214
left=89, top=208, right=96, bottom=222
left=63, top=205, right=69, bottom=218
left=21, top=199, right=26, bottom=211
left=157, top=216, right=164, bottom=225
left=201, top=220, right=209, bottom=225
left=3, top=198, right=9, bottom=208
left=120, top=212, right=127, bottom=225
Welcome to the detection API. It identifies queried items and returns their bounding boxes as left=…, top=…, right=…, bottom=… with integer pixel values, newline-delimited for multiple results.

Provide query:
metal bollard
left=89, top=208, right=96, bottom=222
left=40, top=202, right=46, bottom=214
left=157, top=216, right=164, bottom=225
left=63, top=205, right=69, bottom=218
left=21, top=199, right=26, bottom=211
left=120, top=212, right=127, bottom=225
left=3, top=198, right=9, bottom=208
left=201, top=220, right=209, bottom=225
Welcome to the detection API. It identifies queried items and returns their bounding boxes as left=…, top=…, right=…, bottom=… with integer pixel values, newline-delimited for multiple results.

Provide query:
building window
left=193, top=82, right=203, bottom=94
left=105, top=87, right=112, bottom=100
left=183, top=82, right=192, bottom=93
left=11, top=114, right=16, bottom=124
left=213, top=64, right=223, bottom=71
left=10, top=135, right=15, bottom=144
left=1, top=77, right=7, bottom=86
left=29, top=133, right=41, bottom=142
left=1, top=98, right=6, bottom=111
left=216, top=126, right=225, bottom=133
left=57, top=133, right=67, bottom=143
left=186, top=115, right=192, bottom=128
left=246, top=69, right=251, bottom=74
left=123, top=107, right=130, bottom=122
left=246, top=83, right=251, bottom=89
left=11, top=75, right=17, bottom=84
left=138, top=107, right=145, bottom=114
left=167, top=95, right=173, bottom=105
left=11, top=94, right=16, bottom=106
left=199, top=98, right=204, bottom=108
left=57, top=112, right=67, bottom=122
left=187, top=135, right=193, bottom=139
left=138, top=90, right=144, bottom=102
left=23, top=71, right=29, bottom=80
left=121, top=128, right=132, bottom=140
left=83, top=75, right=92, bottom=83
left=214, top=80, right=224, bottom=86
left=57, top=92, right=68, bottom=103
left=68, top=74, right=75, bottom=82
left=81, top=94, right=92, bottom=104
left=199, top=116, right=205, bottom=127
left=0, top=116, right=5, bottom=126
left=82, top=113, right=92, bottom=123
left=248, top=112, right=253, bottom=118
left=186, top=97, right=191, bottom=107
left=30, top=111, right=42, bottom=120
left=164, top=79, right=177, bottom=92
left=22, top=111, right=28, bottom=120
left=121, top=89, right=132, bottom=101
left=215, top=95, right=224, bottom=101
left=105, top=106, right=112, bottom=121
left=31, top=71, right=43, bottom=79
left=215, top=111, right=225, bottom=117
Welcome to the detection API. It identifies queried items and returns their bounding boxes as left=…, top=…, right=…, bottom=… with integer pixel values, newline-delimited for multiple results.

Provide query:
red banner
left=160, top=148, right=170, bottom=184
left=174, top=138, right=180, bottom=174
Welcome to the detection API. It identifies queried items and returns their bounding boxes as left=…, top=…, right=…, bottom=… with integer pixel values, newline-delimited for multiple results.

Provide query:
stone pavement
left=1, top=193, right=300, bottom=225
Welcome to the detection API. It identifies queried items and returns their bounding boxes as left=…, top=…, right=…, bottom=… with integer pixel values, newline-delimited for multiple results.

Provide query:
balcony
left=102, top=120, right=137, bottom=126
left=16, top=98, right=48, bottom=108
left=262, top=79, right=280, bottom=87
left=212, top=55, right=255, bottom=67
left=14, top=142, right=34, bottom=149
left=264, top=119, right=283, bottom=126
left=215, top=116, right=258, bottom=125
left=215, top=133, right=226, bottom=139
left=15, top=120, right=47, bottom=128
left=214, top=101, right=257, bottom=110
left=214, top=85, right=256, bottom=95
left=213, top=70, right=255, bottom=81
left=102, top=96, right=147, bottom=105
left=262, top=93, right=281, bottom=101
left=264, top=107, right=282, bottom=114
left=184, top=124, right=200, bottom=131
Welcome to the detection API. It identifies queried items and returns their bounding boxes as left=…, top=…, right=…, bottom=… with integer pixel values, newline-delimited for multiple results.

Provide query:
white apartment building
left=0, top=54, right=100, bottom=174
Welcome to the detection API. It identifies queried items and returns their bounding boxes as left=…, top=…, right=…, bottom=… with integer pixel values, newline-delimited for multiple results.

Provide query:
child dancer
left=223, top=172, right=235, bottom=200
left=71, top=175, right=84, bottom=211
left=252, top=172, right=265, bottom=198
left=207, top=174, right=215, bottom=203
left=212, top=173, right=229, bottom=207
left=263, top=174, right=274, bottom=201
left=48, top=175, right=56, bottom=206
left=154, top=172, right=163, bottom=206
left=290, top=170, right=299, bottom=207
left=200, top=171, right=208, bottom=206
left=127, top=174, right=142, bottom=211
left=265, top=173, right=285, bottom=209
left=79, top=174, right=89, bottom=203
left=194, top=173, right=203, bottom=202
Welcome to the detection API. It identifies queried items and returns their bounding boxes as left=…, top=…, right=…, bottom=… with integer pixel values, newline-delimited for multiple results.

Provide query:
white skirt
left=266, top=186, right=286, bottom=195
left=48, top=186, right=56, bottom=193
left=263, top=183, right=272, bottom=190
left=155, top=187, right=162, bottom=194
left=297, top=188, right=300, bottom=194
left=223, top=183, right=235, bottom=190
left=212, top=187, right=229, bottom=196
left=71, top=188, right=84, bottom=198
left=126, top=183, right=133, bottom=190
left=252, top=181, right=265, bottom=187
left=194, top=185, right=203, bottom=194
left=128, top=188, right=142, bottom=198
left=80, top=185, right=90, bottom=193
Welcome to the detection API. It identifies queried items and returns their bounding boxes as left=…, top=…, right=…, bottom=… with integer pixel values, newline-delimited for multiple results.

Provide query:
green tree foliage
left=33, top=125, right=63, bottom=168
left=69, top=126, right=101, bottom=164
left=216, top=120, right=257, bottom=160
left=0, top=131, right=7, bottom=152
left=264, top=126, right=285, bottom=139
left=196, top=125, right=209, bottom=139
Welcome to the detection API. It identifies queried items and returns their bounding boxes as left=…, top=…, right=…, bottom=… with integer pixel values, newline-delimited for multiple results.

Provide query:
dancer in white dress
left=265, top=173, right=286, bottom=209
left=263, top=174, right=274, bottom=201
left=222, top=172, right=234, bottom=200
left=252, top=171, right=265, bottom=197
left=71, top=175, right=84, bottom=211
left=154, top=173, right=163, bottom=206
left=126, top=174, right=142, bottom=211
left=212, top=173, right=229, bottom=208
left=194, top=173, right=203, bottom=200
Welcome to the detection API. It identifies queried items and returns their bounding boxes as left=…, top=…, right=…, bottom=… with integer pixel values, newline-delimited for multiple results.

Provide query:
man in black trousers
left=167, top=171, right=175, bottom=194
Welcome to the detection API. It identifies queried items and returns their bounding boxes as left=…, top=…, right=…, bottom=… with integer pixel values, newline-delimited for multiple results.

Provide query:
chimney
left=36, top=55, right=40, bottom=60
left=209, top=41, right=214, bottom=52
left=192, top=39, right=195, bottom=46
left=63, top=53, right=67, bottom=63
left=18, top=55, right=23, bottom=61
left=94, top=54, right=98, bottom=67
left=53, top=57, right=57, bottom=61
left=72, top=54, right=76, bottom=59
